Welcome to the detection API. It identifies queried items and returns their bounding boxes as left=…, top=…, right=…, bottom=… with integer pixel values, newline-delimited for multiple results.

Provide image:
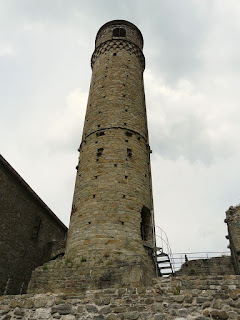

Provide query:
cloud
left=47, top=88, right=88, bottom=152
left=0, top=44, right=14, bottom=56
left=151, top=154, right=240, bottom=253
left=145, top=69, right=238, bottom=165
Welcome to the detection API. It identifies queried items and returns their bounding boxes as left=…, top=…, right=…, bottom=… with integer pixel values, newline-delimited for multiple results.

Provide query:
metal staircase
left=155, top=247, right=174, bottom=276
left=154, top=226, right=175, bottom=277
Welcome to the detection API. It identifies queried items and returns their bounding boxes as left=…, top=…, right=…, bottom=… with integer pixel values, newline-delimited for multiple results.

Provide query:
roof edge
left=0, top=154, right=68, bottom=231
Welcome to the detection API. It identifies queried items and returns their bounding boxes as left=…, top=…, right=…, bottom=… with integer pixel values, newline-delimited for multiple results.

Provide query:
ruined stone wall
left=0, top=160, right=67, bottom=295
left=1, top=275, right=240, bottom=319
left=225, top=206, right=240, bottom=274
left=176, top=256, right=234, bottom=277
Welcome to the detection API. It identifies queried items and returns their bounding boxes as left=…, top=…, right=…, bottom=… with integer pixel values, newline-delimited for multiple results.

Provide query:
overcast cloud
left=1, top=0, right=240, bottom=257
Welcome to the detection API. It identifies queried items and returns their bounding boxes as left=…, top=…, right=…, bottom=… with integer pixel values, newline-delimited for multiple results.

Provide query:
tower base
left=28, top=255, right=157, bottom=294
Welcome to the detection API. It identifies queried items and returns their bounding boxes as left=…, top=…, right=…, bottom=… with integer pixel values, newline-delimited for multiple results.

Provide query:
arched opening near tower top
left=140, top=206, right=152, bottom=241
left=112, top=27, right=126, bottom=37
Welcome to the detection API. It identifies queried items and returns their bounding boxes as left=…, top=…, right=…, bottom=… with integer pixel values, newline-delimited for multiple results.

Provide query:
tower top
left=95, top=20, right=144, bottom=50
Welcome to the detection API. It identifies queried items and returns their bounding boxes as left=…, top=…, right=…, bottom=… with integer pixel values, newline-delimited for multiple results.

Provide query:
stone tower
left=28, top=20, right=157, bottom=293
left=65, top=19, right=157, bottom=285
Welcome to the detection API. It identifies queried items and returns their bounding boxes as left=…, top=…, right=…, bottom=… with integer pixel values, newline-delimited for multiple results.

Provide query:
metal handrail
left=171, top=251, right=231, bottom=271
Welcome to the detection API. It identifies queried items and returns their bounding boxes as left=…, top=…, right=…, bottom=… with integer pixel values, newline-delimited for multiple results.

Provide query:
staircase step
left=161, top=272, right=173, bottom=275
left=157, top=259, right=170, bottom=263
left=156, top=253, right=168, bottom=257
left=159, top=266, right=172, bottom=269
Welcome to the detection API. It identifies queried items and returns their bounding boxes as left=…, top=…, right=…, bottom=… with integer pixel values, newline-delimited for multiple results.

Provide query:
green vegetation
left=172, top=285, right=181, bottom=295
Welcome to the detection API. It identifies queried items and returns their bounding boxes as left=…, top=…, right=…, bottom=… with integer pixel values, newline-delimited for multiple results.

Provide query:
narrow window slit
left=97, top=148, right=104, bottom=156
left=127, top=148, right=132, bottom=157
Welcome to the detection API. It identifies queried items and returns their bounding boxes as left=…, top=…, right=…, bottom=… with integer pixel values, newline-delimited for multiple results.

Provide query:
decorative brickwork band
left=91, top=39, right=145, bottom=70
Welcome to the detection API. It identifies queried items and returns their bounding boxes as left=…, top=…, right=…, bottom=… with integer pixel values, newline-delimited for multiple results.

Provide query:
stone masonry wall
left=176, top=257, right=234, bottom=277
left=28, top=255, right=156, bottom=294
left=225, top=206, right=240, bottom=274
left=1, top=275, right=240, bottom=319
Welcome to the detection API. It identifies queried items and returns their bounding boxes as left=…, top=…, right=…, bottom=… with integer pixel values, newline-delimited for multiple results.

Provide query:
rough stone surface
left=176, top=256, right=234, bottom=276
left=225, top=206, right=240, bottom=274
left=1, top=275, right=240, bottom=320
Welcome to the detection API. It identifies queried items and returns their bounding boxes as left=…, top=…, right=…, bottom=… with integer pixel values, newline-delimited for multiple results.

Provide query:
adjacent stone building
left=0, top=155, right=67, bottom=295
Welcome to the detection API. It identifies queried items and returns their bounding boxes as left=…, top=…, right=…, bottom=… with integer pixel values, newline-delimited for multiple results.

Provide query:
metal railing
left=171, top=251, right=231, bottom=272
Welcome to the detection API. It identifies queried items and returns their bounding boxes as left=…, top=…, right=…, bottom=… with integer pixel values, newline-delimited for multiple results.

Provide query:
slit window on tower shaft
left=97, top=148, right=104, bottom=157
left=127, top=148, right=132, bottom=157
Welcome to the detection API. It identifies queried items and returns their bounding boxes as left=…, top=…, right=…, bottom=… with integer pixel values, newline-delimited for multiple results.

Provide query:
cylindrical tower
left=66, top=20, right=156, bottom=285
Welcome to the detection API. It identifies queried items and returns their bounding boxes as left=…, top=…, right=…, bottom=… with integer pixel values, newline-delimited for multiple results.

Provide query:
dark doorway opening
left=140, top=206, right=152, bottom=241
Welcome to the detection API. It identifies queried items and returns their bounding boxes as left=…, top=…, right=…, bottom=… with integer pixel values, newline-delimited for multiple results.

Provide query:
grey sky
left=1, top=0, right=240, bottom=255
